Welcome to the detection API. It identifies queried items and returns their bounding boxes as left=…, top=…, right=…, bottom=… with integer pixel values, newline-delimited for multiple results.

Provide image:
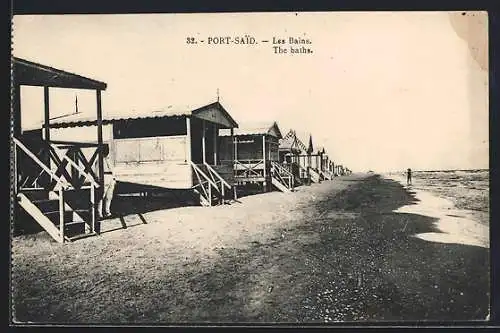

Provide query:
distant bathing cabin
left=319, top=150, right=334, bottom=180
left=278, top=129, right=303, bottom=186
left=278, top=131, right=334, bottom=184
left=283, top=131, right=322, bottom=184
left=29, top=101, right=239, bottom=209
left=219, top=121, right=295, bottom=193
left=12, top=57, right=108, bottom=243
left=328, top=160, right=336, bottom=176
left=335, top=164, right=346, bottom=176
left=314, top=147, right=333, bottom=180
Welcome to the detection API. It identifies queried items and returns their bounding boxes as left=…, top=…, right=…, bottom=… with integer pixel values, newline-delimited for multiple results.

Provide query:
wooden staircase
left=270, top=161, right=294, bottom=192
left=309, top=168, right=321, bottom=183
left=191, top=162, right=233, bottom=206
left=298, top=164, right=320, bottom=183
left=319, top=169, right=333, bottom=180
left=13, top=137, right=100, bottom=243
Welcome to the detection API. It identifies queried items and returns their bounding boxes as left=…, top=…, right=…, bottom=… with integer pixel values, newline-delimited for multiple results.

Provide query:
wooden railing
left=14, top=137, right=99, bottom=242
left=204, top=163, right=231, bottom=200
left=50, top=143, right=100, bottom=189
left=233, top=159, right=265, bottom=178
left=16, top=139, right=102, bottom=191
left=14, top=137, right=70, bottom=191
left=190, top=162, right=221, bottom=206
left=271, top=161, right=294, bottom=190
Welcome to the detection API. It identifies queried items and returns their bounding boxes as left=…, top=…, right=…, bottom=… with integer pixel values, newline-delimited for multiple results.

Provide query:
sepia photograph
left=10, top=11, right=489, bottom=324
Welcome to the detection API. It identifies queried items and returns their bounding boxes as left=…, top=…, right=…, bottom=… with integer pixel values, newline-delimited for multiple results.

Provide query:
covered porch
left=12, top=57, right=107, bottom=242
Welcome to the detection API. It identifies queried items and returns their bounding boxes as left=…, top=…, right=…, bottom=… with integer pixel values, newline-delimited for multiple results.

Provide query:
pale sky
left=12, top=12, right=489, bottom=172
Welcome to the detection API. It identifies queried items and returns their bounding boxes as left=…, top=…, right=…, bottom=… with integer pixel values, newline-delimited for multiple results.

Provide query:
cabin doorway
left=190, top=118, right=217, bottom=165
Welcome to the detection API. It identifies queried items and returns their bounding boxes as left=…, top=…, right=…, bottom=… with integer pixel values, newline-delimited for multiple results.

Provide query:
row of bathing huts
left=12, top=57, right=352, bottom=243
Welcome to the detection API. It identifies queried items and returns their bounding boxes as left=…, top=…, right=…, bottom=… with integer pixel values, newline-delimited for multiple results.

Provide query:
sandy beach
left=384, top=174, right=489, bottom=249
left=11, top=173, right=490, bottom=323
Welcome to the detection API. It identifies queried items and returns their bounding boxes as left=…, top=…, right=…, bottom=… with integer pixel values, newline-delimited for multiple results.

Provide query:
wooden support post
left=90, top=183, right=96, bottom=234
left=58, top=187, right=65, bottom=243
left=213, top=123, right=217, bottom=165
left=43, top=86, right=50, bottom=141
left=96, top=90, right=104, bottom=233
left=186, top=116, right=193, bottom=185
left=202, top=120, right=206, bottom=164
left=262, top=135, right=267, bottom=191
left=307, top=153, right=311, bottom=185
left=268, top=139, right=271, bottom=161
left=185, top=117, right=192, bottom=160
left=208, top=182, right=212, bottom=206
left=233, top=135, right=238, bottom=161
left=12, top=84, right=20, bottom=202
left=231, top=128, right=236, bottom=200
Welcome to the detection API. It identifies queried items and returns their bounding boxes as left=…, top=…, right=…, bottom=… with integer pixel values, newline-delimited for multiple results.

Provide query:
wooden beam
left=58, top=187, right=65, bottom=243
left=230, top=128, right=235, bottom=161
left=43, top=86, right=50, bottom=141
left=185, top=116, right=192, bottom=163
left=90, top=183, right=96, bottom=233
left=213, top=123, right=217, bottom=165
left=186, top=116, right=193, bottom=187
left=234, top=135, right=238, bottom=161
left=96, top=89, right=104, bottom=230
left=202, top=120, right=206, bottom=164
left=262, top=135, right=266, bottom=190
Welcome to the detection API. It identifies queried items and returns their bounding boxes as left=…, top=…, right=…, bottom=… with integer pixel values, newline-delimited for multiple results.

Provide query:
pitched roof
left=279, top=129, right=310, bottom=153
left=219, top=121, right=282, bottom=138
left=42, top=101, right=238, bottom=129
left=12, top=57, right=107, bottom=90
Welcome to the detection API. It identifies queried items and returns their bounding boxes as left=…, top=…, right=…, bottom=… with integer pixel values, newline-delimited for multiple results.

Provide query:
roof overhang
left=45, top=101, right=238, bottom=129
left=191, top=101, right=238, bottom=129
left=12, top=57, right=107, bottom=90
left=219, top=120, right=281, bottom=137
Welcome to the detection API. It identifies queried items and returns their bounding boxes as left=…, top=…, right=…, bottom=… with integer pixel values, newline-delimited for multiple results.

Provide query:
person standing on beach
left=98, top=145, right=117, bottom=218
left=407, top=168, right=412, bottom=186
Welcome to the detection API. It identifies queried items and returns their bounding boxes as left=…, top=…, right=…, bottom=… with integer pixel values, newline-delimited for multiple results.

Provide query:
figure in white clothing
left=98, top=145, right=116, bottom=218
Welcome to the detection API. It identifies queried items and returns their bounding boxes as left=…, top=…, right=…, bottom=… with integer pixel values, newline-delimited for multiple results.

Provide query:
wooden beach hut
left=335, top=164, right=346, bottom=176
left=12, top=57, right=108, bottom=243
left=279, top=130, right=320, bottom=184
left=278, top=129, right=303, bottom=186
left=296, top=133, right=322, bottom=183
left=320, top=150, right=334, bottom=180
left=218, top=121, right=295, bottom=193
left=42, top=101, right=239, bottom=208
left=314, top=147, right=334, bottom=180
left=328, top=160, right=336, bottom=176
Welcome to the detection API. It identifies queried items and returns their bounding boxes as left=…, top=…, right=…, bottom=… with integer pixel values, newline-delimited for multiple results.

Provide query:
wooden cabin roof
left=12, top=57, right=107, bottom=90
left=219, top=121, right=282, bottom=138
left=278, top=135, right=301, bottom=153
left=279, top=129, right=309, bottom=153
left=44, top=101, right=238, bottom=129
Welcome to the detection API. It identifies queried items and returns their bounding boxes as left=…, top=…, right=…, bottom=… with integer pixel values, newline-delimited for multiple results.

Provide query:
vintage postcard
left=10, top=11, right=489, bottom=324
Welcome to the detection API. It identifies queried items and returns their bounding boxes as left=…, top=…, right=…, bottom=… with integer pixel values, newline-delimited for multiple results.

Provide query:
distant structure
left=219, top=121, right=294, bottom=193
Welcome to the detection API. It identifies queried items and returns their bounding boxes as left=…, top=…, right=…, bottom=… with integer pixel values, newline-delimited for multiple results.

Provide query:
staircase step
left=33, top=199, right=61, bottom=212
left=65, top=220, right=87, bottom=227
left=73, top=209, right=91, bottom=213
left=19, top=188, right=50, bottom=201
left=65, top=231, right=97, bottom=242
